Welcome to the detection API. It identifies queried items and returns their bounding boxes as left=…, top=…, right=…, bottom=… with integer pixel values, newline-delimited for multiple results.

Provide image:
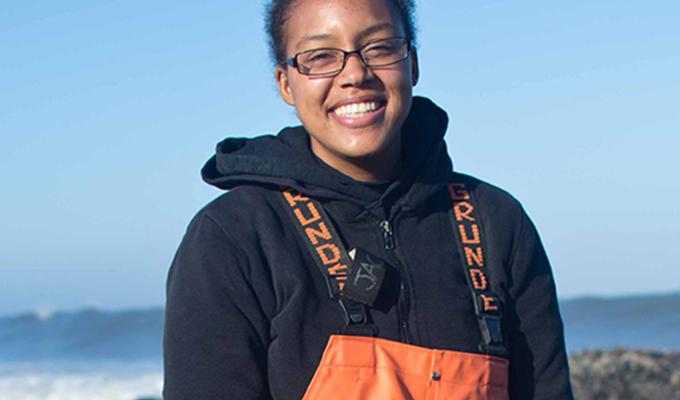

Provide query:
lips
left=333, top=101, right=380, bottom=117
left=330, top=104, right=386, bottom=129
left=328, top=97, right=387, bottom=128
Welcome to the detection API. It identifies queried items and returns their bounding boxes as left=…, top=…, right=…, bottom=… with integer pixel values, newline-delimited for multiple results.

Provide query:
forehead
left=284, top=0, right=404, bottom=51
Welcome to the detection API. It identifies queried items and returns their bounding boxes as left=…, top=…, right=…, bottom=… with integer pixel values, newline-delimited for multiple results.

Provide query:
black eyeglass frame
left=282, top=37, right=412, bottom=77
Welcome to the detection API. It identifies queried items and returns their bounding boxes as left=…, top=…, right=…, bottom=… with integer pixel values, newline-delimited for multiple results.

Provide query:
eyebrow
left=295, top=22, right=397, bottom=49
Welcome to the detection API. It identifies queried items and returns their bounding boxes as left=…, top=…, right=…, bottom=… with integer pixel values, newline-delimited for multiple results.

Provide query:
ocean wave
left=0, top=361, right=162, bottom=400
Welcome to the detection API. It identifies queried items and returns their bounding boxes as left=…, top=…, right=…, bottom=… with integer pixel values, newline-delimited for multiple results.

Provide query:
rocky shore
left=569, top=348, right=680, bottom=399
left=135, top=349, right=680, bottom=400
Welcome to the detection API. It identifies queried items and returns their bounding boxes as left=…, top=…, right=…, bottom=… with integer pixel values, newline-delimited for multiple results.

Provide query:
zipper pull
left=380, top=220, right=395, bottom=250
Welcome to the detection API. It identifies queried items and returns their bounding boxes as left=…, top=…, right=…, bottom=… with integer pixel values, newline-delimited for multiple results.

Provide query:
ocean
left=0, top=361, right=162, bottom=400
left=1, top=292, right=678, bottom=398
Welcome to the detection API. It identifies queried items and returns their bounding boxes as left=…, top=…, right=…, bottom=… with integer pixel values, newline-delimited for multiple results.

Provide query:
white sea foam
left=34, top=307, right=55, bottom=321
left=0, top=361, right=162, bottom=400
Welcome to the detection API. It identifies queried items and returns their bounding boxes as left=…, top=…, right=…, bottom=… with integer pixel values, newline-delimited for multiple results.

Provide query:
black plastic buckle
left=477, top=314, right=507, bottom=357
left=337, top=299, right=378, bottom=337
left=339, top=299, right=367, bottom=325
left=479, top=314, right=503, bottom=345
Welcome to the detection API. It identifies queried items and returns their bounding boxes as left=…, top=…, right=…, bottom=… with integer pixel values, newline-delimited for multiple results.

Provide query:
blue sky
left=1, top=0, right=679, bottom=315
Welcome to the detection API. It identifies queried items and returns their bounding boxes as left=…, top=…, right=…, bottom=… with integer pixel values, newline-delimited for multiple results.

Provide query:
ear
left=410, top=49, right=419, bottom=86
left=275, top=66, right=296, bottom=106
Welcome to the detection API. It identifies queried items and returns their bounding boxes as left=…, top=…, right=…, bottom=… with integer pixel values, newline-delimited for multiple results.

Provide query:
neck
left=339, top=155, right=402, bottom=182
left=311, top=143, right=402, bottom=183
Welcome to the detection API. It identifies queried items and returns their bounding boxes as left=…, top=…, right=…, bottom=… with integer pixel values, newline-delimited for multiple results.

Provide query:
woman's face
left=276, top=0, right=418, bottom=179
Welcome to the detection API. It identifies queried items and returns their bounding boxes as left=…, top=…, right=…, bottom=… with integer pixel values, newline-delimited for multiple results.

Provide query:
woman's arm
left=505, top=207, right=574, bottom=400
left=163, top=211, right=272, bottom=400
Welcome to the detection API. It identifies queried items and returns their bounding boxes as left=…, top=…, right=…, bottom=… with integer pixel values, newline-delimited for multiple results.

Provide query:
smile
left=333, top=102, right=380, bottom=117
left=329, top=100, right=386, bottom=128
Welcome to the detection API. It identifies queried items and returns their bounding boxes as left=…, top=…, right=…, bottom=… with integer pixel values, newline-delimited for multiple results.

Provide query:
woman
left=163, top=0, right=573, bottom=399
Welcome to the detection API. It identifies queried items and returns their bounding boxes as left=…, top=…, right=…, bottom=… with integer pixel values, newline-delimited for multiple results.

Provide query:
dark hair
left=265, top=0, right=417, bottom=65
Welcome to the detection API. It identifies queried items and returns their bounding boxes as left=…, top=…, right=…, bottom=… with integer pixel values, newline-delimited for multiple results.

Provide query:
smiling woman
left=274, top=0, right=418, bottom=182
left=163, top=0, right=573, bottom=399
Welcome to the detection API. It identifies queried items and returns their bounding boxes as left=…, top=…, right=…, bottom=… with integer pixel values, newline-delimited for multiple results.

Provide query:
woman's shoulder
left=190, top=185, right=285, bottom=242
left=450, top=172, right=525, bottom=219
left=199, top=184, right=279, bottom=220
left=449, top=172, right=539, bottom=260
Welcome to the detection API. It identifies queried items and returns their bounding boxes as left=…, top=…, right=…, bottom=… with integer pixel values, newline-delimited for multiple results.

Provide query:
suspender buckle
left=340, top=299, right=368, bottom=325
left=479, top=314, right=503, bottom=345
left=338, top=300, right=378, bottom=337
left=477, top=314, right=507, bottom=357
left=473, top=292, right=506, bottom=355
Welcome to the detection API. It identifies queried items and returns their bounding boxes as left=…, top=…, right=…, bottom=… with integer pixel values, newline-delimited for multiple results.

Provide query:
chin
left=340, top=140, right=395, bottom=160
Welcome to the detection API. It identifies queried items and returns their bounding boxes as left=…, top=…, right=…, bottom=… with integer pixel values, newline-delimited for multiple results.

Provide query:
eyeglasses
left=283, top=37, right=411, bottom=77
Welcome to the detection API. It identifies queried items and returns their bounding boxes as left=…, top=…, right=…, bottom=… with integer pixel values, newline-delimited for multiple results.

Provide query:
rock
left=569, top=348, right=680, bottom=399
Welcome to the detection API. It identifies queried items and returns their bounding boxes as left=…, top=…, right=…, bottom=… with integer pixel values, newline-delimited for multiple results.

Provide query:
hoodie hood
left=202, top=96, right=454, bottom=212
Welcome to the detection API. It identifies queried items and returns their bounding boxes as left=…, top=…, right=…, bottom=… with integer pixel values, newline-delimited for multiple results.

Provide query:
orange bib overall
left=303, top=335, right=509, bottom=400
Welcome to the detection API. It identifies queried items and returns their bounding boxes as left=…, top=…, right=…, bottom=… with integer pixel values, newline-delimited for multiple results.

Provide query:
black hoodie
left=163, top=97, right=573, bottom=399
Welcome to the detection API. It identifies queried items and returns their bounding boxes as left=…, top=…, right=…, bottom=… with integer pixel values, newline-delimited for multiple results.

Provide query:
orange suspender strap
left=280, top=188, right=371, bottom=330
left=448, top=181, right=507, bottom=357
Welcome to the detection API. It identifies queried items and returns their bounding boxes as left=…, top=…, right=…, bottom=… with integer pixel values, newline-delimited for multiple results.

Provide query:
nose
left=336, top=52, right=371, bottom=87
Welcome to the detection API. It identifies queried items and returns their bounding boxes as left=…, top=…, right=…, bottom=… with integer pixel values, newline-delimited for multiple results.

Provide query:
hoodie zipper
left=379, top=219, right=412, bottom=344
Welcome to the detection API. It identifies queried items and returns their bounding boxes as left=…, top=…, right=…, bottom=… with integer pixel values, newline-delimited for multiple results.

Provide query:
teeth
left=333, top=102, right=379, bottom=117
